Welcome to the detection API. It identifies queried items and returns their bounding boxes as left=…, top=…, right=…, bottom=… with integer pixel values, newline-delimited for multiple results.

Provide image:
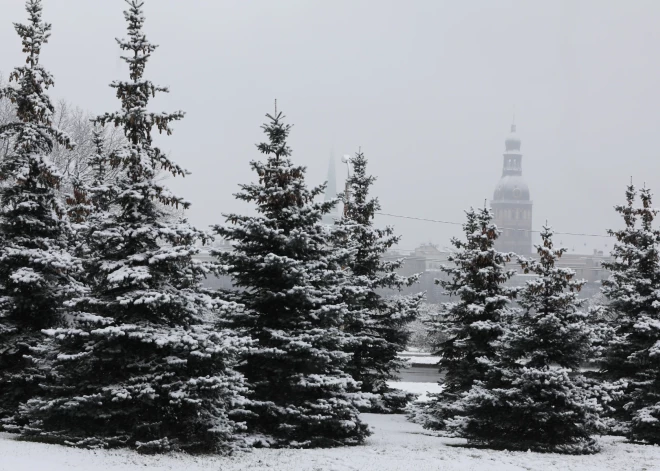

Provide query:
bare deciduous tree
left=0, top=74, right=187, bottom=226
left=49, top=100, right=125, bottom=188
left=0, top=74, right=124, bottom=191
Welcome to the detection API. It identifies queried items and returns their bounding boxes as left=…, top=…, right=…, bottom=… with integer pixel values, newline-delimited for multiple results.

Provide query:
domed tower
left=491, top=124, right=532, bottom=255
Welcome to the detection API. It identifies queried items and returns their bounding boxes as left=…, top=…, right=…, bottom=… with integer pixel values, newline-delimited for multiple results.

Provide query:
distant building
left=491, top=124, right=533, bottom=256
left=385, top=245, right=611, bottom=304
left=203, top=124, right=610, bottom=303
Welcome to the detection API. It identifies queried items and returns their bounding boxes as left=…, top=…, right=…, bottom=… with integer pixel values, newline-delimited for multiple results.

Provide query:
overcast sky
left=2, top=0, right=660, bottom=253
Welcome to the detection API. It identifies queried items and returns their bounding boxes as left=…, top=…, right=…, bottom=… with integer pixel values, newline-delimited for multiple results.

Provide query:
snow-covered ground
left=2, top=413, right=659, bottom=471
left=0, top=377, right=650, bottom=471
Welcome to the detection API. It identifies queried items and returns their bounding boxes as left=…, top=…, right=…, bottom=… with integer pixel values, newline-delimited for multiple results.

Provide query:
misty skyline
left=1, top=0, right=659, bottom=253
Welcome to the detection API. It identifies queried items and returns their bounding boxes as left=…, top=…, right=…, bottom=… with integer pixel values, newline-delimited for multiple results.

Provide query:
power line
left=375, top=213, right=463, bottom=227
left=374, top=212, right=614, bottom=239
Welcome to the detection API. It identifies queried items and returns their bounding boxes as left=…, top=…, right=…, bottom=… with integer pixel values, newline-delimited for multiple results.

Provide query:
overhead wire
left=374, top=212, right=614, bottom=239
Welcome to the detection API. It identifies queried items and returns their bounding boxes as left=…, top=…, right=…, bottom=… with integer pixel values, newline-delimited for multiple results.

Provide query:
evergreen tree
left=0, top=0, right=80, bottom=423
left=85, top=128, right=114, bottom=213
left=445, top=226, right=602, bottom=454
left=65, top=177, right=92, bottom=226
left=417, top=207, right=517, bottom=430
left=334, top=150, right=422, bottom=413
left=64, top=127, right=110, bottom=227
left=17, top=1, right=248, bottom=453
left=213, top=109, right=370, bottom=448
left=600, top=184, right=660, bottom=443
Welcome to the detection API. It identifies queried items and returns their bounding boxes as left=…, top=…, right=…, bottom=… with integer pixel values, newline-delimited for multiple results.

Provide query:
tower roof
left=493, top=123, right=530, bottom=201
left=505, top=124, right=521, bottom=152
left=493, top=175, right=530, bottom=201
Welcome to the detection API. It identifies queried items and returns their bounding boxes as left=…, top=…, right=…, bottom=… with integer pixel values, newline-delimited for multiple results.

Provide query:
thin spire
left=322, top=152, right=339, bottom=225
left=274, top=98, right=277, bottom=115
left=511, top=105, right=516, bottom=132
left=324, top=152, right=337, bottom=203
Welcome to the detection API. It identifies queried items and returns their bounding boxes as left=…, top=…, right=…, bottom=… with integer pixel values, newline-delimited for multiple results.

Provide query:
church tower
left=491, top=124, right=533, bottom=255
left=322, top=153, right=340, bottom=225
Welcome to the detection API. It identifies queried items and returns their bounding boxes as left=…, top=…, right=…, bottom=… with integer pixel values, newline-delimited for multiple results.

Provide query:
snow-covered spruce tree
left=600, top=184, right=660, bottom=443
left=333, top=150, right=422, bottom=413
left=445, top=226, right=602, bottom=454
left=17, top=0, right=248, bottom=453
left=64, top=127, right=120, bottom=271
left=0, top=0, right=80, bottom=423
left=0, top=87, right=128, bottom=205
left=416, top=207, right=517, bottom=430
left=65, top=127, right=108, bottom=227
left=84, top=127, right=114, bottom=213
left=65, top=177, right=92, bottom=225
left=213, top=110, right=370, bottom=448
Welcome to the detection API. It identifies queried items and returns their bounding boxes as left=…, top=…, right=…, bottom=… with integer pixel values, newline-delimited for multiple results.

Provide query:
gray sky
left=2, top=0, right=660, bottom=253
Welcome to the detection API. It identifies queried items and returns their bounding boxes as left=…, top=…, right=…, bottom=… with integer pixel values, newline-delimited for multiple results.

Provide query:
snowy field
left=2, top=413, right=659, bottom=470
left=1, top=415, right=658, bottom=471
left=2, top=382, right=656, bottom=471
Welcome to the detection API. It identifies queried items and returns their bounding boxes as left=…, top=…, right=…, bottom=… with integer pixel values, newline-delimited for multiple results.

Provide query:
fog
left=2, top=0, right=659, bottom=253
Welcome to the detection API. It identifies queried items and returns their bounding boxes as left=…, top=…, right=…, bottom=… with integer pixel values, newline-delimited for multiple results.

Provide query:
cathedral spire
left=324, top=152, right=337, bottom=202
left=322, top=152, right=339, bottom=225
left=511, top=105, right=516, bottom=132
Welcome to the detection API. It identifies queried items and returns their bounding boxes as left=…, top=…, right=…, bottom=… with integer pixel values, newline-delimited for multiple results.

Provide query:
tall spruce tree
left=85, top=128, right=113, bottom=213
left=17, top=1, right=248, bottom=453
left=64, top=127, right=109, bottom=228
left=213, top=110, right=370, bottom=448
left=600, top=184, right=660, bottom=443
left=0, top=0, right=80, bottom=423
left=63, top=129, right=106, bottom=264
left=65, top=177, right=92, bottom=226
left=334, top=150, right=422, bottom=413
left=418, top=207, right=517, bottom=430
left=445, top=226, right=602, bottom=454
